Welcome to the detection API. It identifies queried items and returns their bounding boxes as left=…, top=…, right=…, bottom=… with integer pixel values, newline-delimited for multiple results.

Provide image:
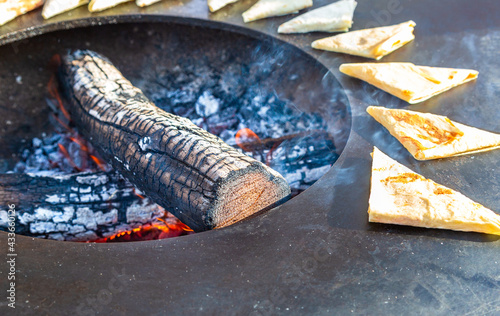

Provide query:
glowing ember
left=94, top=221, right=194, bottom=243
left=235, top=128, right=262, bottom=152
left=48, top=74, right=71, bottom=121
left=89, top=154, right=108, bottom=172
left=133, top=188, right=146, bottom=200
left=57, top=143, right=81, bottom=172
left=69, top=136, right=89, bottom=152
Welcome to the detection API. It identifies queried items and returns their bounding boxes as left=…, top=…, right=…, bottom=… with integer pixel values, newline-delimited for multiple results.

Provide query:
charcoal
left=195, top=91, right=220, bottom=117
left=32, top=137, right=42, bottom=148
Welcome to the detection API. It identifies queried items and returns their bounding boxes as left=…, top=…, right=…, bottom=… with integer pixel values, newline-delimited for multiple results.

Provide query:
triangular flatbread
left=0, top=0, right=44, bottom=26
left=369, top=147, right=500, bottom=235
left=339, top=63, right=478, bottom=104
left=42, top=0, right=88, bottom=19
left=88, top=0, right=131, bottom=12
left=278, top=0, right=357, bottom=34
left=367, top=106, right=500, bottom=160
left=312, top=20, right=415, bottom=60
left=208, top=0, right=239, bottom=12
left=242, top=0, right=312, bottom=23
left=136, top=0, right=160, bottom=7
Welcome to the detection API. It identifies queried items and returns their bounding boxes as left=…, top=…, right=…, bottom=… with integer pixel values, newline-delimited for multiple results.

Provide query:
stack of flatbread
left=278, top=0, right=357, bottom=34
left=369, top=147, right=500, bottom=235
left=340, top=63, right=478, bottom=104
left=0, top=0, right=44, bottom=26
left=367, top=106, right=500, bottom=160
left=312, top=20, right=415, bottom=59
left=243, top=0, right=312, bottom=23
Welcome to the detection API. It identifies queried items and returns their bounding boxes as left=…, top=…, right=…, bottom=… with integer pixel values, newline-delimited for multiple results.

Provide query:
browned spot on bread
left=401, top=135, right=425, bottom=150
left=381, top=172, right=425, bottom=184
left=391, top=112, right=463, bottom=145
left=434, top=187, right=453, bottom=195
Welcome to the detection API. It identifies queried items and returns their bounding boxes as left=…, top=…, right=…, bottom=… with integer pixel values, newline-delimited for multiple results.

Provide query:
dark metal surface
left=0, top=0, right=499, bottom=315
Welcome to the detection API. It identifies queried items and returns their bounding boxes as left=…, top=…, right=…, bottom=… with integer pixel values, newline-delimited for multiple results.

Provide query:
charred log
left=59, top=50, right=291, bottom=232
left=0, top=172, right=166, bottom=241
left=235, top=130, right=333, bottom=152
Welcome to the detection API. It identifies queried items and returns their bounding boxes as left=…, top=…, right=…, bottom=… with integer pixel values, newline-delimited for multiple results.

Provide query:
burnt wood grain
left=0, top=171, right=164, bottom=241
left=59, top=50, right=291, bottom=232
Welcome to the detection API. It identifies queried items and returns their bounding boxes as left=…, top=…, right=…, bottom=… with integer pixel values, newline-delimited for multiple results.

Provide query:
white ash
left=53, top=206, right=75, bottom=223
left=115, top=110, right=127, bottom=122
left=45, top=194, right=67, bottom=203
left=95, top=209, right=118, bottom=226
left=78, top=186, right=92, bottom=193
left=30, top=222, right=57, bottom=234
left=196, top=91, right=220, bottom=117
left=138, top=136, right=152, bottom=151
left=27, top=207, right=59, bottom=221
left=70, top=207, right=97, bottom=230
left=126, top=199, right=164, bottom=223
left=88, top=109, right=101, bottom=119
left=76, top=174, right=109, bottom=186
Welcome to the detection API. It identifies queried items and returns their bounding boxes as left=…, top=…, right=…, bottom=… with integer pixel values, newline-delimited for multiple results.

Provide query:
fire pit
left=0, top=19, right=350, bottom=241
left=0, top=0, right=499, bottom=315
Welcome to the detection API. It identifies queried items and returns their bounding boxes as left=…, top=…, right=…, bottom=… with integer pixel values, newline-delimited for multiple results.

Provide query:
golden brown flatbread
left=42, top=0, right=88, bottom=19
left=367, top=106, right=500, bottom=160
left=312, top=20, right=415, bottom=59
left=340, top=63, right=478, bottom=103
left=88, top=0, right=131, bottom=12
left=136, top=0, right=160, bottom=7
left=278, top=0, right=357, bottom=34
left=242, top=0, right=312, bottom=23
left=0, top=0, right=44, bottom=26
left=208, top=0, right=239, bottom=12
left=369, top=147, right=500, bottom=235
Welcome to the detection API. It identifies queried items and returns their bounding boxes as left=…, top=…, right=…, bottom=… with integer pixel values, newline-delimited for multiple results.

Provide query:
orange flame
left=70, top=136, right=89, bottom=152
left=93, top=220, right=193, bottom=243
left=133, top=188, right=145, bottom=200
left=235, top=128, right=261, bottom=152
left=51, top=113, right=71, bottom=131
left=47, top=74, right=71, bottom=121
left=69, top=136, right=109, bottom=172
left=90, top=155, right=108, bottom=172
left=58, top=143, right=81, bottom=172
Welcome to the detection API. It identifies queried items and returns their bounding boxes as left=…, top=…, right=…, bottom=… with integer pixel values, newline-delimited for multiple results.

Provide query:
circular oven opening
left=0, top=18, right=351, bottom=242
